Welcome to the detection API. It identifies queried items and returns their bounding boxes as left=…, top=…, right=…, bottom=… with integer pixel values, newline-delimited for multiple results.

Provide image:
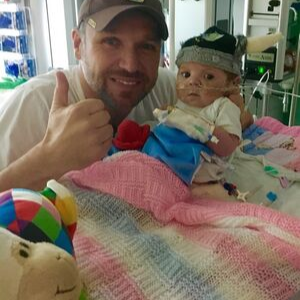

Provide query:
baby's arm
left=207, top=128, right=240, bottom=157
left=205, top=98, right=241, bottom=157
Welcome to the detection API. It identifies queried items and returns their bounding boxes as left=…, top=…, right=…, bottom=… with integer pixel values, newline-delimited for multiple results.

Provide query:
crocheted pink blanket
left=243, top=117, right=300, bottom=171
left=65, top=151, right=300, bottom=300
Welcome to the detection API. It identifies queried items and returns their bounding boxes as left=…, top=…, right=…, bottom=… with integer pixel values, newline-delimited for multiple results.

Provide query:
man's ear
left=72, top=29, right=82, bottom=60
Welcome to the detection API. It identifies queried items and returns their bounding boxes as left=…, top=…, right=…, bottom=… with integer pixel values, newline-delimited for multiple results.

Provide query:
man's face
left=176, top=62, right=237, bottom=108
left=74, top=11, right=162, bottom=122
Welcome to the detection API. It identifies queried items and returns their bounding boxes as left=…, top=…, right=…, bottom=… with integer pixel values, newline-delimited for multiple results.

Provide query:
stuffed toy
left=0, top=227, right=82, bottom=300
left=0, top=180, right=85, bottom=300
left=112, top=119, right=150, bottom=151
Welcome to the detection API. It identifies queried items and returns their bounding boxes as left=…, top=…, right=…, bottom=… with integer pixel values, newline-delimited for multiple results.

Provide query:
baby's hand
left=153, top=108, right=169, bottom=123
left=153, top=106, right=175, bottom=123
left=228, top=93, right=254, bottom=130
left=228, top=92, right=245, bottom=111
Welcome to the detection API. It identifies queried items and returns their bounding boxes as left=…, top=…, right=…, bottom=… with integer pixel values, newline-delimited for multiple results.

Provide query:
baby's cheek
left=176, top=88, right=186, bottom=101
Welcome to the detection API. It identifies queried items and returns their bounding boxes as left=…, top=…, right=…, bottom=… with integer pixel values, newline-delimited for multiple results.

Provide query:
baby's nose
left=188, top=76, right=201, bottom=86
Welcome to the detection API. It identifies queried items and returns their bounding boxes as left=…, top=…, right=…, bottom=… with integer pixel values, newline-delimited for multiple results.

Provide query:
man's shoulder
left=23, top=69, right=57, bottom=89
left=127, top=67, right=177, bottom=123
left=5, top=67, right=78, bottom=104
left=147, top=67, right=176, bottom=98
left=0, top=70, right=56, bottom=109
left=23, top=67, right=76, bottom=90
left=157, top=67, right=176, bottom=84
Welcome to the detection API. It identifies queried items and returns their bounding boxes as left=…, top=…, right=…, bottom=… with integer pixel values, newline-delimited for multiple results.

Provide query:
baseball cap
left=78, top=0, right=169, bottom=41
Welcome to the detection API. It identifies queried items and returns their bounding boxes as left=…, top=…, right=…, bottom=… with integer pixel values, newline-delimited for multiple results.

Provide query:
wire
left=176, top=74, right=300, bottom=108
left=241, top=84, right=300, bottom=100
left=264, top=87, right=300, bottom=99
left=244, top=70, right=270, bottom=111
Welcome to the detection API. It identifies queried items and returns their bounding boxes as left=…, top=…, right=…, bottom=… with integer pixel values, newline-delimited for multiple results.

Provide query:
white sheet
left=224, top=148, right=300, bottom=217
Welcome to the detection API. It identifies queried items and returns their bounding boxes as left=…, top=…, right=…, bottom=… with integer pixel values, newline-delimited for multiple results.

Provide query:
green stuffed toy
left=0, top=180, right=86, bottom=300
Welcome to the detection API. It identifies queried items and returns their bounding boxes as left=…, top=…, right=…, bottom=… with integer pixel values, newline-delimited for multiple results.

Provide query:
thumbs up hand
left=42, top=71, right=113, bottom=175
left=51, top=70, right=70, bottom=111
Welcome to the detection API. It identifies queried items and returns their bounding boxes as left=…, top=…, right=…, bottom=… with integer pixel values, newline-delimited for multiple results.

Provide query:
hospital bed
left=61, top=114, right=300, bottom=300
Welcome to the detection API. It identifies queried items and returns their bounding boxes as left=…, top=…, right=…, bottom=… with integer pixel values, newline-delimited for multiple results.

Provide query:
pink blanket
left=65, top=151, right=300, bottom=300
left=243, top=117, right=300, bottom=171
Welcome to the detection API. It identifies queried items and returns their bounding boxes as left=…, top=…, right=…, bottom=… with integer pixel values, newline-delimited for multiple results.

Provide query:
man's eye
left=204, top=73, right=214, bottom=80
left=141, top=43, right=159, bottom=52
left=181, top=72, right=190, bottom=78
left=102, top=37, right=119, bottom=46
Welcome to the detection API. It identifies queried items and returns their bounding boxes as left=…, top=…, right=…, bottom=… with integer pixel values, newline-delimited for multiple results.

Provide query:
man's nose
left=119, top=49, right=139, bottom=73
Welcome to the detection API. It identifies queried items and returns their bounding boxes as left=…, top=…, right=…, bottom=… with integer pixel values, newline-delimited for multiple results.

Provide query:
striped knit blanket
left=64, top=151, right=300, bottom=300
left=243, top=117, right=300, bottom=171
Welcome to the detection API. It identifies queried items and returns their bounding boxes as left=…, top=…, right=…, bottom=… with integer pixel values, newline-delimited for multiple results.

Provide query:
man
left=0, top=0, right=177, bottom=191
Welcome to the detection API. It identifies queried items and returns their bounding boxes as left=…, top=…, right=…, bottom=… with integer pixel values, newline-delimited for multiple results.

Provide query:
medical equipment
left=243, top=0, right=300, bottom=82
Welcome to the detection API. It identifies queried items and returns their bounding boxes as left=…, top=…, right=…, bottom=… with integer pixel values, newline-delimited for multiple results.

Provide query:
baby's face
left=176, top=62, right=237, bottom=108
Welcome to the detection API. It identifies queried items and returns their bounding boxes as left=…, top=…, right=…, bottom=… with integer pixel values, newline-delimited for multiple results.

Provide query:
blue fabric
left=108, top=145, right=119, bottom=156
left=142, top=124, right=212, bottom=185
left=242, top=124, right=267, bottom=141
left=242, top=124, right=271, bottom=156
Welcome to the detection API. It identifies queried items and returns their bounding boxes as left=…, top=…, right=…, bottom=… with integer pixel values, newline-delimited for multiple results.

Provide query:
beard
left=81, top=62, right=150, bottom=131
left=80, top=60, right=115, bottom=109
left=80, top=60, right=121, bottom=130
left=80, top=60, right=151, bottom=129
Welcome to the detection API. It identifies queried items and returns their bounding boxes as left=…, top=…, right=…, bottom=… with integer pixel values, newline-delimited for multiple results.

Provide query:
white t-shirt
left=0, top=66, right=177, bottom=170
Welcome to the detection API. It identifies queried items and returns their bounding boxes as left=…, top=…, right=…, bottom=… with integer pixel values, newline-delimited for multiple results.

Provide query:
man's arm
left=0, top=143, right=58, bottom=191
left=0, top=72, right=113, bottom=191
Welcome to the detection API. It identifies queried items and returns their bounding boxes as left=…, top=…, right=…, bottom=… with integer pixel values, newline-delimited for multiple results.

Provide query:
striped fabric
left=65, top=152, right=300, bottom=300
left=243, top=116, right=300, bottom=172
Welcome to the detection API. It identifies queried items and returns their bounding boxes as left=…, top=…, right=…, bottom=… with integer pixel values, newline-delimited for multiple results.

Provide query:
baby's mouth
left=188, top=92, right=200, bottom=97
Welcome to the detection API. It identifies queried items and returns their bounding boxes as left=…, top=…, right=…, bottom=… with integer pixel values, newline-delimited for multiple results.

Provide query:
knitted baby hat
left=176, top=26, right=283, bottom=76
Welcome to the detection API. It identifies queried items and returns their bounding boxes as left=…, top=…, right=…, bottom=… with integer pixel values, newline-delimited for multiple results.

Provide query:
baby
left=142, top=26, right=243, bottom=186
left=142, top=26, right=282, bottom=199
left=113, top=26, right=282, bottom=200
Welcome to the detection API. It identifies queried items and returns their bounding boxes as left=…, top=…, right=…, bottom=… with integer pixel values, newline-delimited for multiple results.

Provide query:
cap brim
left=88, top=5, right=168, bottom=40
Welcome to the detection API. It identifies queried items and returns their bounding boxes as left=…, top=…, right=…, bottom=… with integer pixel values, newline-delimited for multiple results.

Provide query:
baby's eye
left=181, top=71, right=190, bottom=78
left=204, top=73, right=214, bottom=80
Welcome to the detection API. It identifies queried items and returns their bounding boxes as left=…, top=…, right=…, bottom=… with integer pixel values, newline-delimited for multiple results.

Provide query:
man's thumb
left=52, top=71, right=70, bottom=111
